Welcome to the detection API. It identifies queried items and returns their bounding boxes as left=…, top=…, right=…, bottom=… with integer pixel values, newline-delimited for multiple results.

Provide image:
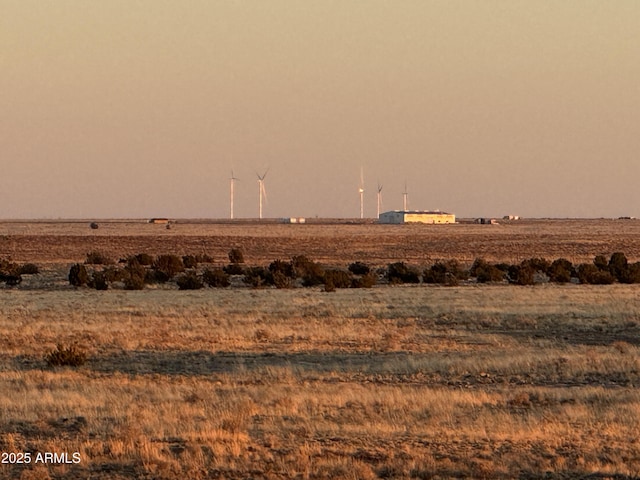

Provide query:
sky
left=1, top=0, right=639, bottom=219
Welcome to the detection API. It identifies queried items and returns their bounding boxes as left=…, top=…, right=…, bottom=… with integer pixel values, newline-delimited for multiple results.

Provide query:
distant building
left=476, top=218, right=498, bottom=225
left=283, top=217, right=306, bottom=224
left=378, top=210, right=455, bottom=224
left=148, top=218, right=170, bottom=224
left=503, top=215, right=520, bottom=220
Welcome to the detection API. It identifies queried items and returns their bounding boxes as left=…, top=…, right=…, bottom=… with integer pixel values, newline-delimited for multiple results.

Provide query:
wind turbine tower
left=377, top=183, right=383, bottom=218
left=403, top=181, right=409, bottom=211
left=257, top=170, right=268, bottom=219
left=229, top=171, right=238, bottom=219
left=359, top=167, right=365, bottom=219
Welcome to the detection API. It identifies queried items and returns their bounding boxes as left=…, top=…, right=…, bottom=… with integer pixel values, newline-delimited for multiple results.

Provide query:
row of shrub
left=7, top=248, right=640, bottom=290
left=239, top=256, right=378, bottom=290
left=0, top=259, right=39, bottom=286
left=69, top=251, right=379, bottom=291
left=415, top=252, right=640, bottom=286
left=69, top=256, right=230, bottom=291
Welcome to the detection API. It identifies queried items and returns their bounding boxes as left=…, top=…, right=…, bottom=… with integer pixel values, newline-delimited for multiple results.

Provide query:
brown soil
left=2, top=218, right=640, bottom=265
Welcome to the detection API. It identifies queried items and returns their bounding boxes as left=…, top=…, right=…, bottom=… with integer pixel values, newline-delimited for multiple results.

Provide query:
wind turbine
left=257, top=169, right=268, bottom=219
left=403, top=181, right=409, bottom=211
left=229, top=170, right=239, bottom=220
left=377, top=183, right=383, bottom=218
left=359, top=167, right=365, bottom=219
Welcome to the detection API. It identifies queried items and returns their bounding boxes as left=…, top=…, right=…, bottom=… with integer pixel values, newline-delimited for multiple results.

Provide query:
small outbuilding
left=148, top=218, right=170, bottom=224
left=378, top=210, right=455, bottom=224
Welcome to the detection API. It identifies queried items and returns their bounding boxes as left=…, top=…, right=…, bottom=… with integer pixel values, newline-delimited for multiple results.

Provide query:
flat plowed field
left=2, top=219, right=640, bottom=265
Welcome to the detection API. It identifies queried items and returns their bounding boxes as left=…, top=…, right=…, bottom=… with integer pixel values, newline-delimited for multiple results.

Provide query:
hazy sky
left=1, top=1, right=639, bottom=219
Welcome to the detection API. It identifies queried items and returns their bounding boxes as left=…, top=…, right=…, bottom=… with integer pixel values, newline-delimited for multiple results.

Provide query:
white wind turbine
left=403, top=181, right=409, bottom=211
left=229, top=170, right=239, bottom=219
left=257, top=169, right=268, bottom=219
left=359, top=167, right=365, bottom=219
left=377, top=183, right=383, bottom=218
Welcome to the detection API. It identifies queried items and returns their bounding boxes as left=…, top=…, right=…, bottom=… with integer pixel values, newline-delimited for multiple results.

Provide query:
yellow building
left=378, top=210, right=455, bottom=224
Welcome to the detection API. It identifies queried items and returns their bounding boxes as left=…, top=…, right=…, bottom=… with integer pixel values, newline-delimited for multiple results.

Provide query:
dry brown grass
left=2, top=284, right=640, bottom=479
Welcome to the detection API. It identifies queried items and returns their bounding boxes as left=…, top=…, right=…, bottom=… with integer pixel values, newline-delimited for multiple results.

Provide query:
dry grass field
left=1, top=220, right=640, bottom=479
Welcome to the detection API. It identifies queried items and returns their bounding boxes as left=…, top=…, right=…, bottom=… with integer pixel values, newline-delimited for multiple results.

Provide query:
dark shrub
left=592, top=271, right=616, bottom=285
left=90, top=271, right=109, bottom=290
left=348, top=261, right=370, bottom=276
left=244, top=267, right=270, bottom=288
left=124, top=275, right=146, bottom=290
left=324, top=279, right=336, bottom=292
left=0, top=261, right=22, bottom=286
left=269, top=260, right=294, bottom=278
left=387, top=262, right=420, bottom=284
left=423, top=262, right=447, bottom=284
left=469, top=258, right=489, bottom=277
left=609, top=252, right=629, bottom=282
left=521, top=258, right=550, bottom=273
left=0, top=273, right=22, bottom=286
left=176, top=272, right=204, bottom=290
left=85, top=251, right=113, bottom=265
left=19, top=263, right=39, bottom=275
left=470, top=258, right=505, bottom=283
left=625, top=263, right=640, bottom=283
left=152, top=254, right=184, bottom=282
left=196, top=253, right=214, bottom=264
left=351, top=272, right=377, bottom=288
left=123, top=259, right=146, bottom=290
left=134, top=253, right=154, bottom=266
left=103, top=266, right=125, bottom=283
left=182, top=255, right=198, bottom=269
left=90, top=222, right=99, bottom=230
left=423, top=260, right=468, bottom=284
left=228, top=248, right=245, bottom=264
left=45, top=344, right=87, bottom=367
left=291, top=255, right=315, bottom=276
left=508, top=264, right=535, bottom=285
left=143, top=269, right=162, bottom=285
left=547, top=258, right=573, bottom=283
left=594, top=255, right=609, bottom=271
left=577, top=263, right=599, bottom=284
left=292, top=256, right=325, bottom=286
left=202, top=268, right=230, bottom=288
left=324, top=269, right=352, bottom=289
left=577, top=264, right=615, bottom=284
left=477, top=265, right=505, bottom=283
left=223, top=263, right=245, bottom=275
left=69, top=263, right=89, bottom=287
left=271, top=271, right=293, bottom=289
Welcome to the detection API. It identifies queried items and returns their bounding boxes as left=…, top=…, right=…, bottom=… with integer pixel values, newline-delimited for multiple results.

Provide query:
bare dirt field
left=1, top=219, right=640, bottom=479
left=2, top=218, right=640, bottom=266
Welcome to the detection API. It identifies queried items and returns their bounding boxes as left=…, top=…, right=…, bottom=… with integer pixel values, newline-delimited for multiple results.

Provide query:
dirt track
left=1, top=219, right=640, bottom=265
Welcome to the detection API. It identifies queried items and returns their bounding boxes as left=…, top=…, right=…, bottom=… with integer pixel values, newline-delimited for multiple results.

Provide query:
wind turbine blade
left=261, top=182, right=268, bottom=204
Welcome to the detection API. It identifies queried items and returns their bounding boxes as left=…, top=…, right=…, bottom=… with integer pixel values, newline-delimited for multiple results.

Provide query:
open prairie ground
left=2, top=218, right=640, bottom=266
left=1, top=220, right=640, bottom=479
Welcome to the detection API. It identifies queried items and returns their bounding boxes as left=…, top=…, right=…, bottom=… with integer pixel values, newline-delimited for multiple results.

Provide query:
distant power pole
left=359, top=167, right=364, bottom=219
left=229, top=171, right=238, bottom=219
